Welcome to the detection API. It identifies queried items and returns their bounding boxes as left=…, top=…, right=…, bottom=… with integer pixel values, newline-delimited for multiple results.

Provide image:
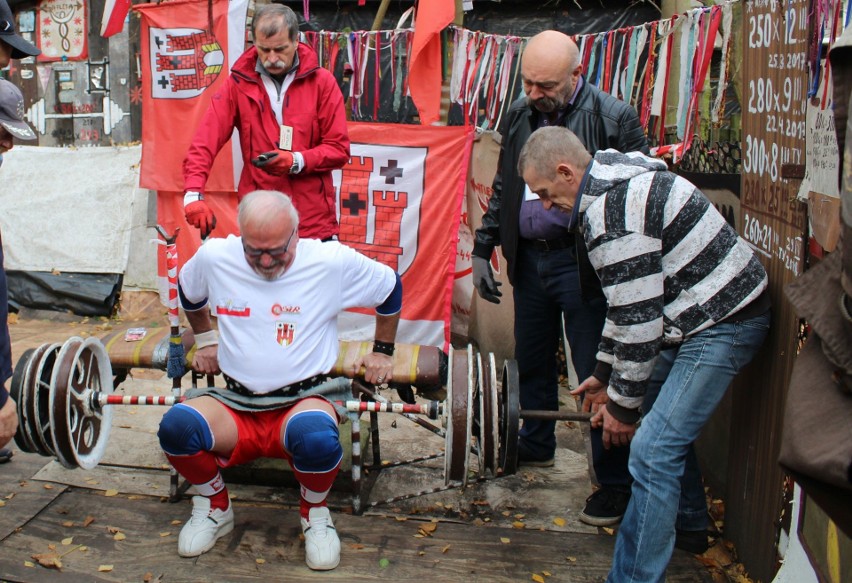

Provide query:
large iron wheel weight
left=48, top=337, right=114, bottom=470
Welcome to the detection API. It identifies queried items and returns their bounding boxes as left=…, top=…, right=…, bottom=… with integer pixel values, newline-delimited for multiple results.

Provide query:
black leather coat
left=473, top=77, right=649, bottom=295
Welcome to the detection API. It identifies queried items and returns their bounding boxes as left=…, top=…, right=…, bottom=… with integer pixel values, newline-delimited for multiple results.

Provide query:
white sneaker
left=301, top=506, right=341, bottom=570
left=178, top=496, right=235, bottom=557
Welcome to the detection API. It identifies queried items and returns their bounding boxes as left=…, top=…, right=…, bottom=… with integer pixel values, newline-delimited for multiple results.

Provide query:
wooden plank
left=0, top=488, right=713, bottom=582
left=0, top=453, right=66, bottom=541
left=735, top=1, right=810, bottom=580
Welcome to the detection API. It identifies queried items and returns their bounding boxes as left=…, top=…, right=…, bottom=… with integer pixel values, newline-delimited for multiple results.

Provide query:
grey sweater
left=579, top=150, right=768, bottom=415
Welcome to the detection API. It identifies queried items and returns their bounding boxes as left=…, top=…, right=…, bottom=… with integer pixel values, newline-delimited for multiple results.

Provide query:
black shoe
left=0, top=448, right=13, bottom=464
left=579, top=487, right=630, bottom=526
left=517, top=440, right=555, bottom=468
left=675, top=529, right=710, bottom=554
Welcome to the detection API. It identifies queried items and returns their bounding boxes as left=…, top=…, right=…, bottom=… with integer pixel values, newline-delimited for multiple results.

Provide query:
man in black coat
left=471, top=30, right=647, bottom=526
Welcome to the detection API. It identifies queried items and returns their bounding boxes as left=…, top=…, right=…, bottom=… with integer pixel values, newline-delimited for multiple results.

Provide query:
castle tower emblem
left=148, top=27, right=224, bottom=99
left=334, top=144, right=426, bottom=274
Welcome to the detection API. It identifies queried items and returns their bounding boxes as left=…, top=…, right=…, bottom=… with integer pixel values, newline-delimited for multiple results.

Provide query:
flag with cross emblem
left=135, top=0, right=248, bottom=192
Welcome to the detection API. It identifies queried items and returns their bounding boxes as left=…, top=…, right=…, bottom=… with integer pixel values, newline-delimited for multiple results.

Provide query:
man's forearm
left=185, top=308, right=213, bottom=335
left=374, top=312, right=400, bottom=345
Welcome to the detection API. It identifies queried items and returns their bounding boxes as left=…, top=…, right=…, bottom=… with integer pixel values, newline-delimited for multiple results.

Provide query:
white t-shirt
left=179, top=236, right=396, bottom=393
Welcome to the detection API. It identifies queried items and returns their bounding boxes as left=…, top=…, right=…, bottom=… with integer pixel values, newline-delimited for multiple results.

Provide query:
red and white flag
left=100, top=0, right=131, bottom=37
left=333, top=123, right=474, bottom=349
left=135, top=0, right=248, bottom=192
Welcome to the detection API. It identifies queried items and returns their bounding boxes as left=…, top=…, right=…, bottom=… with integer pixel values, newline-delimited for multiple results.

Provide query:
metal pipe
left=519, top=409, right=593, bottom=422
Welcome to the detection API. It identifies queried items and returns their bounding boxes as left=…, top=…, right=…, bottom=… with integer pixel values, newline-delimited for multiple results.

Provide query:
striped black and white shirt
left=579, top=150, right=768, bottom=413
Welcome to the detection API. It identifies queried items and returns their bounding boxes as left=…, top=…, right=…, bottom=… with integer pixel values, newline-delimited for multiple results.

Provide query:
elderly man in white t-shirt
left=158, top=190, right=402, bottom=570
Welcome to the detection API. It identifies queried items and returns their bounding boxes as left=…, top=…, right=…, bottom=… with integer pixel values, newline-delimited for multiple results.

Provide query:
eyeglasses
left=242, top=227, right=296, bottom=259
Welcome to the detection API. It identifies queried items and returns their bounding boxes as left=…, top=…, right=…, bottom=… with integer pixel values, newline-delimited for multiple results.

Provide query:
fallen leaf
left=61, top=537, right=73, bottom=545
left=413, top=533, right=425, bottom=538
left=104, top=489, right=119, bottom=497
left=85, top=478, right=99, bottom=485
left=441, top=544, right=451, bottom=553
left=43, top=484, right=54, bottom=490
left=61, top=521, right=74, bottom=528
left=170, top=520, right=183, bottom=525
left=128, top=495, right=143, bottom=500
left=5, top=492, right=15, bottom=500
left=24, top=560, right=35, bottom=567
left=543, top=571, right=552, bottom=576
left=514, top=513, right=525, bottom=519
left=256, top=558, right=266, bottom=564
left=379, top=557, right=390, bottom=568
left=418, top=550, right=426, bottom=556
left=107, top=526, right=121, bottom=534
left=0, top=500, right=5, bottom=507
left=603, top=527, right=615, bottom=535
left=143, top=573, right=153, bottom=583
left=31, top=553, right=62, bottom=569
left=532, top=574, right=545, bottom=583
left=159, top=532, right=171, bottom=537
left=83, top=516, right=95, bottom=527
left=79, top=546, right=88, bottom=551
left=98, top=565, right=114, bottom=572
left=552, top=517, right=566, bottom=527
left=512, top=521, right=526, bottom=529
left=48, top=544, right=56, bottom=550
left=502, top=510, right=511, bottom=517
left=114, top=532, right=126, bottom=541
left=566, top=556, right=577, bottom=562
left=394, top=516, right=407, bottom=521
left=421, top=522, right=438, bottom=533
left=500, top=537, right=511, bottom=544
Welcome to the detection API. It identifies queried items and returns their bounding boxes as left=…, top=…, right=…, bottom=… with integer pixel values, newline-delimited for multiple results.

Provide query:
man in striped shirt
left=519, top=126, right=770, bottom=582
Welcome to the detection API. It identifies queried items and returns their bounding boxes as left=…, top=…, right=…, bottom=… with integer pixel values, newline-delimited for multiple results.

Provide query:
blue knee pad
left=158, top=404, right=213, bottom=456
left=284, top=411, right=342, bottom=472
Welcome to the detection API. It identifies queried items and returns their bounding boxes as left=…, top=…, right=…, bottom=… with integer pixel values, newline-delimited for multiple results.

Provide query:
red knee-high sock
left=166, top=451, right=230, bottom=511
left=292, top=461, right=341, bottom=519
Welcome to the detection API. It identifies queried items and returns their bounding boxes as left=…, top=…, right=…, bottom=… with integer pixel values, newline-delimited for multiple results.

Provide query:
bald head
left=239, top=190, right=299, bottom=235
left=521, top=31, right=582, bottom=114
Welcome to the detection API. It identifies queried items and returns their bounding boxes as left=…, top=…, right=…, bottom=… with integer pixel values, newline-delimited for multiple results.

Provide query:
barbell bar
left=12, top=336, right=591, bottom=483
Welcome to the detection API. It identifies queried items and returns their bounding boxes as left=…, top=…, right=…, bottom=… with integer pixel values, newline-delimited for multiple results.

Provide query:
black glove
left=472, top=255, right=502, bottom=304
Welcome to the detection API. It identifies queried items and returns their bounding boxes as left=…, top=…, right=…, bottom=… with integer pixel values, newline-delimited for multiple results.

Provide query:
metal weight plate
left=463, top=345, right=476, bottom=487
left=21, top=343, right=58, bottom=456
left=478, top=352, right=499, bottom=477
left=49, top=337, right=84, bottom=468
left=50, top=337, right=114, bottom=470
left=498, top=359, right=520, bottom=475
left=474, top=352, right=486, bottom=480
left=443, top=345, right=471, bottom=485
left=10, top=346, right=38, bottom=453
left=442, top=345, right=454, bottom=483
left=32, top=343, right=62, bottom=456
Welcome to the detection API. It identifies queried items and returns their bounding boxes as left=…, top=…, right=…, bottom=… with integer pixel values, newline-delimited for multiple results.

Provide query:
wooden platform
left=0, top=311, right=715, bottom=582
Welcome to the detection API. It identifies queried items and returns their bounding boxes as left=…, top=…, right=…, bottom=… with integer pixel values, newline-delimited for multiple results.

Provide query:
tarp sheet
left=0, top=145, right=141, bottom=274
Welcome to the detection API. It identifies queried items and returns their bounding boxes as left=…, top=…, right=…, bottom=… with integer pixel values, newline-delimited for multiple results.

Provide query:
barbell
left=11, top=336, right=591, bottom=486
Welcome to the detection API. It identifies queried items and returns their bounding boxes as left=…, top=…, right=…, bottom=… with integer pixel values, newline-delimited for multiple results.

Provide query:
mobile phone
left=252, top=152, right=278, bottom=166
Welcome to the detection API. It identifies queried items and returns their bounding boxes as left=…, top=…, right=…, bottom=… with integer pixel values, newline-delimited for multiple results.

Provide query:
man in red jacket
left=183, top=4, right=349, bottom=241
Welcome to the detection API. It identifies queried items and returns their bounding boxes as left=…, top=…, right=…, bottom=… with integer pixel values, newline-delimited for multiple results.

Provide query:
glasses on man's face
left=242, top=228, right=297, bottom=260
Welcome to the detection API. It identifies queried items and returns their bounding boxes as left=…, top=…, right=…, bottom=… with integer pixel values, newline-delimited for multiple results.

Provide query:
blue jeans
left=642, top=349, right=708, bottom=532
left=607, top=311, right=770, bottom=583
left=513, top=244, right=630, bottom=485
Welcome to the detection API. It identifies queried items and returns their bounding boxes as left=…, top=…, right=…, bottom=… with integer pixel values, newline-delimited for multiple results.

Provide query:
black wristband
left=372, top=340, right=395, bottom=356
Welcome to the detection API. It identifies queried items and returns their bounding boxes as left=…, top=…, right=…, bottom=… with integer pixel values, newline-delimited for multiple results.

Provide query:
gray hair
left=238, top=190, right=300, bottom=233
left=518, top=126, right=592, bottom=180
left=253, top=4, right=300, bottom=41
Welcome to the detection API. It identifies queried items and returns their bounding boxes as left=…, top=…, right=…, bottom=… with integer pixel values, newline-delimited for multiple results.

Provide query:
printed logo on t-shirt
left=216, top=299, right=250, bottom=317
left=271, top=303, right=301, bottom=316
left=276, top=322, right=296, bottom=347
